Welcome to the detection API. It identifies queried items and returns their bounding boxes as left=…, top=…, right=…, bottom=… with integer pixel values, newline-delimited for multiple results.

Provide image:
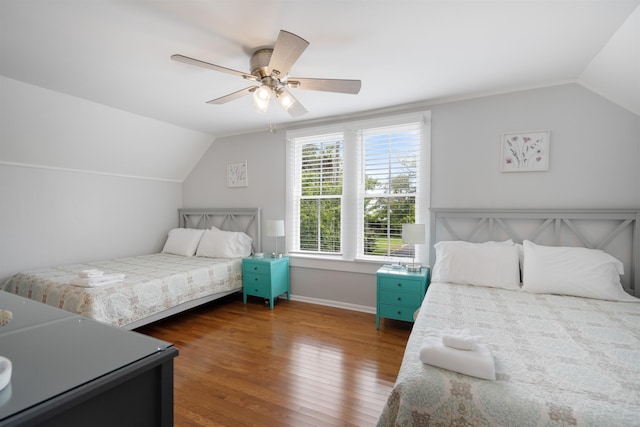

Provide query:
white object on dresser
left=0, top=356, right=11, bottom=391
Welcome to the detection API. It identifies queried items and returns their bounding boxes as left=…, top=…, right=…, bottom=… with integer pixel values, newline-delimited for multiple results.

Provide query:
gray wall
left=431, top=84, right=640, bottom=208
left=0, top=76, right=213, bottom=182
left=182, top=129, right=286, bottom=253
left=0, top=77, right=209, bottom=282
left=2, top=82, right=637, bottom=311
left=182, top=83, right=640, bottom=311
left=0, top=163, right=181, bottom=282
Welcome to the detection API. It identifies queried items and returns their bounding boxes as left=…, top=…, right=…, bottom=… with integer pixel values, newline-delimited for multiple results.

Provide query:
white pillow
left=161, top=228, right=204, bottom=256
left=478, top=240, right=514, bottom=246
left=196, top=229, right=253, bottom=258
left=431, top=241, right=520, bottom=290
left=521, top=240, right=637, bottom=302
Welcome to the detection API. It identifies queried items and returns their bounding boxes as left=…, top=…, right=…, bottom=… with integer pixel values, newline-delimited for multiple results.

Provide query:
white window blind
left=359, top=122, right=422, bottom=259
left=286, top=112, right=430, bottom=263
left=290, top=132, right=344, bottom=254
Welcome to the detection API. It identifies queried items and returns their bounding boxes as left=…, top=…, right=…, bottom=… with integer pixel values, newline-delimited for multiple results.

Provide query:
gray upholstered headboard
left=178, top=208, right=261, bottom=253
left=429, top=209, right=640, bottom=297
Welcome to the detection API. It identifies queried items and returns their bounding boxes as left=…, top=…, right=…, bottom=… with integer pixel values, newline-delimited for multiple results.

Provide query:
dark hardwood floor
left=137, top=294, right=412, bottom=427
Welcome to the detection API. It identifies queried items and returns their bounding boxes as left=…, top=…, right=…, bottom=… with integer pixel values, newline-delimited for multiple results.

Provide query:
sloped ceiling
left=579, top=3, right=640, bottom=115
left=1, top=0, right=639, bottom=181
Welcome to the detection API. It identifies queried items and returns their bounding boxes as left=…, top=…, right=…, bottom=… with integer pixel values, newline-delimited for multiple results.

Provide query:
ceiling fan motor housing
left=250, top=48, right=275, bottom=78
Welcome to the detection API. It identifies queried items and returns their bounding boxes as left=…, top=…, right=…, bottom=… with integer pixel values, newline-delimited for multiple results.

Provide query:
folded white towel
left=71, top=273, right=125, bottom=288
left=419, top=328, right=495, bottom=380
left=442, top=328, right=480, bottom=351
left=79, top=269, right=104, bottom=278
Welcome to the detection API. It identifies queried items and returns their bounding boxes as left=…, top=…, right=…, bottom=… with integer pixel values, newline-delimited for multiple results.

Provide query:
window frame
left=286, top=111, right=431, bottom=267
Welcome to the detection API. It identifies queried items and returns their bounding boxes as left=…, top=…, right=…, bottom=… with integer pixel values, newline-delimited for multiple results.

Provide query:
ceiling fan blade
left=206, top=86, right=258, bottom=104
left=287, top=77, right=361, bottom=94
left=171, top=54, right=257, bottom=81
left=266, top=30, right=309, bottom=77
left=277, top=88, right=308, bottom=117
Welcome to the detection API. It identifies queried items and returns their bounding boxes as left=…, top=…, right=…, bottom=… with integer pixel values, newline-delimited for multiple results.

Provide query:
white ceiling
left=1, top=0, right=639, bottom=139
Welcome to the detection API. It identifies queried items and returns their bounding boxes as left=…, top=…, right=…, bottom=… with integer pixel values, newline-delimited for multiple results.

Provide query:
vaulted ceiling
left=1, top=0, right=638, bottom=138
left=1, top=1, right=639, bottom=182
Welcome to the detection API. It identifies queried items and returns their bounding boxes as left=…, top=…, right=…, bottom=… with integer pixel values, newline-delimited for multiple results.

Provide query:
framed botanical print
left=500, top=130, right=550, bottom=172
left=227, top=161, right=248, bottom=187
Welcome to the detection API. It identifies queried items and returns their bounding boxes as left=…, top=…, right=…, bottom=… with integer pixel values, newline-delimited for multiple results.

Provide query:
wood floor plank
left=137, top=294, right=411, bottom=427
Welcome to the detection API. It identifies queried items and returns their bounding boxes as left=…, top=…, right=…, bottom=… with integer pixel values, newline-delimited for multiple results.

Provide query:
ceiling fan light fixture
left=277, top=90, right=294, bottom=111
left=253, top=85, right=272, bottom=113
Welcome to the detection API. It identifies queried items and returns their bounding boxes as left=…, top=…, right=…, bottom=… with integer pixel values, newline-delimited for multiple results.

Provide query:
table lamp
left=402, top=223, right=425, bottom=272
left=266, top=220, right=285, bottom=258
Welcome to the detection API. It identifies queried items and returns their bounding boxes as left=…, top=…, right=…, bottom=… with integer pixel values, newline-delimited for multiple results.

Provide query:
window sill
left=288, top=254, right=385, bottom=275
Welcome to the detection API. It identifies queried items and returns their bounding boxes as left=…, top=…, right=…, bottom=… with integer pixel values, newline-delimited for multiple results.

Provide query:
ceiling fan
left=171, top=30, right=361, bottom=117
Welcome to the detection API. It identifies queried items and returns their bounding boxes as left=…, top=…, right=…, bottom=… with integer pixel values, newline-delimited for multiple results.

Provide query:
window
left=286, top=112, right=430, bottom=263
left=298, top=134, right=343, bottom=254
left=361, top=123, right=421, bottom=258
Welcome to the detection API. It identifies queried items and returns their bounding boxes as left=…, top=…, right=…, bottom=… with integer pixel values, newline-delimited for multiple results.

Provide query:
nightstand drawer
left=244, top=276, right=271, bottom=298
left=379, top=290, right=422, bottom=307
left=378, top=277, right=423, bottom=294
left=379, top=304, right=416, bottom=322
left=242, top=262, right=270, bottom=275
left=243, top=272, right=271, bottom=286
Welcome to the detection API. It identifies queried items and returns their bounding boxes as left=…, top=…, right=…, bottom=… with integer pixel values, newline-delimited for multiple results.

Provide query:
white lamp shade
left=402, top=223, right=425, bottom=244
left=266, top=220, right=285, bottom=237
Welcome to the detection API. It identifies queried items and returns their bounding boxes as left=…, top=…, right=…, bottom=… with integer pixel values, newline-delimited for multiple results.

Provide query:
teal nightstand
left=376, top=265, right=429, bottom=329
left=242, top=256, right=290, bottom=309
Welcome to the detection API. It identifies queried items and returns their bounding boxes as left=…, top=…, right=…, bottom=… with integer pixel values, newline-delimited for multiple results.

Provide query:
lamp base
left=406, top=263, right=422, bottom=272
left=271, top=253, right=283, bottom=259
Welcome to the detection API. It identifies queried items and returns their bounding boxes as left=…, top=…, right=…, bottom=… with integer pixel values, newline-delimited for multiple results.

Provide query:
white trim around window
left=286, top=111, right=431, bottom=272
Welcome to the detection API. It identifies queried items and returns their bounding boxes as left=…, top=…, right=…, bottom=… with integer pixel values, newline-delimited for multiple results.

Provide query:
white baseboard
left=285, top=294, right=376, bottom=314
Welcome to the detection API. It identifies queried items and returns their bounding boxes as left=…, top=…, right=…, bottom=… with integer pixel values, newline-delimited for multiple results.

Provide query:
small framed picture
left=227, top=161, right=248, bottom=187
left=500, top=130, right=550, bottom=172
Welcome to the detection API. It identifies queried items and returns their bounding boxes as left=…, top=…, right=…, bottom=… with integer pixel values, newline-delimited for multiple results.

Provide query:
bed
left=378, top=209, right=640, bottom=426
left=1, top=208, right=261, bottom=329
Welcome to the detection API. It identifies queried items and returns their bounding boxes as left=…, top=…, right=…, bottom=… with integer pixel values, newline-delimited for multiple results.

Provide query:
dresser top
left=0, top=291, right=174, bottom=421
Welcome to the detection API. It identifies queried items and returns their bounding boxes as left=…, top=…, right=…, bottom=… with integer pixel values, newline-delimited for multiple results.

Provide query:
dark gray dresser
left=0, top=291, right=178, bottom=427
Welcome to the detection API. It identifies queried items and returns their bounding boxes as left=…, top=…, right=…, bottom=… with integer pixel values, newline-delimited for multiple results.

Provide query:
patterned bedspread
left=1, top=253, right=242, bottom=328
left=377, top=282, right=640, bottom=426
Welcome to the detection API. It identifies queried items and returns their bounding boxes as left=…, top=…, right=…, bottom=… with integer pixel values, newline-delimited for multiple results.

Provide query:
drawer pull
left=253, top=266, right=258, bottom=270
left=254, top=278, right=259, bottom=281
left=254, top=288, right=259, bottom=292
left=397, top=297, right=402, bottom=302
left=397, top=283, right=402, bottom=287
left=397, top=310, right=402, bottom=315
